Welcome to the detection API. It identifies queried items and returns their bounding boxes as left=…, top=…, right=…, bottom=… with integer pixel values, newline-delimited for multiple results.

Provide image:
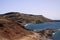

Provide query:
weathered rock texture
left=37, top=29, right=55, bottom=39
left=0, top=17, right=41, bottom=40
left=0, top=12, right=54, bottom=40
left=1, top=12, right=52, bottom=25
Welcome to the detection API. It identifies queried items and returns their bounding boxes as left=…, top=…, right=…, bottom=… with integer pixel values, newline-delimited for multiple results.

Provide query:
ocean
left=25, top=22, right=60, bottom=40
left=53, top=30, right=60, bottom=40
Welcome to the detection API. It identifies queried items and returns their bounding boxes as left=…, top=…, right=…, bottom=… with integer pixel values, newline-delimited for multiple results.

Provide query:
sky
left=0, top=0, right=60, bottom=20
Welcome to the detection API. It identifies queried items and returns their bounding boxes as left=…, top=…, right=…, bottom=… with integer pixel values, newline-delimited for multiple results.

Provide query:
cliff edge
left=1, top=12, right=52, bottom=25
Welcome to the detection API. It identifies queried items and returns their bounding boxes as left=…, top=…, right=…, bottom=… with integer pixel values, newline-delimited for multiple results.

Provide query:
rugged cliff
left=0, top=17, right=41, bottom=40
left=0, top=14, right=54, bottom=40
left=1, top=12, right=52, bottom=25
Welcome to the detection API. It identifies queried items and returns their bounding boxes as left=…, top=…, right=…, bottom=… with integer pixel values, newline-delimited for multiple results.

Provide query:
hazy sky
left=0, top=0, right=60, bottom=20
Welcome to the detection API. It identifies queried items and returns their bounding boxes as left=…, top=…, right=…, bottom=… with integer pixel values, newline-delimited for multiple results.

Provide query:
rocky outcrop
left=0, top=17, right=41, bottom=40
left=36, top=29, right=55, bottom=39
left=0, top=12, right=55, bottom=40
left=1, top=12, right=52, bottom=25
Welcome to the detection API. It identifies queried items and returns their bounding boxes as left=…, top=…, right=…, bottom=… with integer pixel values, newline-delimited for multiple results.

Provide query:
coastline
left=33, top=29, right=57, bottom=40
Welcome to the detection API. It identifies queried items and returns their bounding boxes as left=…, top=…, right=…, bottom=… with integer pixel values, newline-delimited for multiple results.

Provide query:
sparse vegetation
left=1, top=12, right=52, bottom=25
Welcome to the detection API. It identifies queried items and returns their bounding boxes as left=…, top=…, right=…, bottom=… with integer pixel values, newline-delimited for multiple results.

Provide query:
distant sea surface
left=25, top=22, right=60, bottom=40
left=25, top=22, right=60, bottom=30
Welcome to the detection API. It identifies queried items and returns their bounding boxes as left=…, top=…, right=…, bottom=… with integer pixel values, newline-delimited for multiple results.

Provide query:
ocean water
left=25, top=22, right=60, bottom=31
left=53, top=30, right=60, bottom=40
left=25, top=22, right=60, bottom=40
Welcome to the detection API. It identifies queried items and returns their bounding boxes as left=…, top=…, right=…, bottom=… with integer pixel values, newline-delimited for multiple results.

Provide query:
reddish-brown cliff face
left=0, top=12, right=53, bottom=40
left=0, top=17, right=36, bottom=40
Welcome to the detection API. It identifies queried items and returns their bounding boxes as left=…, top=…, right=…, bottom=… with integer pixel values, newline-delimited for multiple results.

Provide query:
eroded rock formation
left=1, top=12, right=52, bottom=25
left=0, top=17, right=41, bottom=40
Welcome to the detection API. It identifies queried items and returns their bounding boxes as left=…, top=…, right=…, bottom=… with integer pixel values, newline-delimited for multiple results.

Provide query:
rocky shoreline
left=0, top=12, right=57, bottom=40
left=0, top=18, right=55, bottom=40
